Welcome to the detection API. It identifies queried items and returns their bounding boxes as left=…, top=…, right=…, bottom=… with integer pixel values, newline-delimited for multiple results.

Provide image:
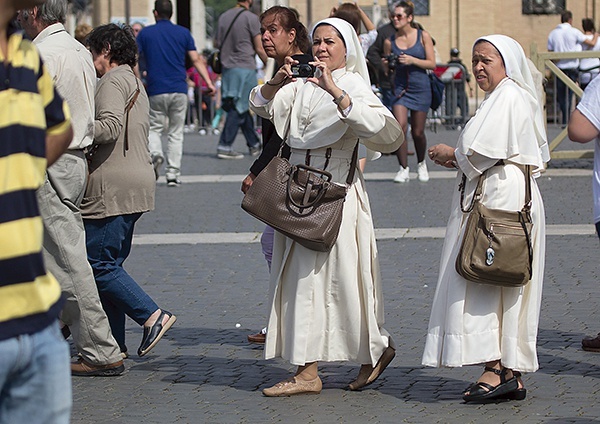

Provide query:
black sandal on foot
left=462, top=366, right=518, bottom=403
left=499, top=371, right=527, bottom=401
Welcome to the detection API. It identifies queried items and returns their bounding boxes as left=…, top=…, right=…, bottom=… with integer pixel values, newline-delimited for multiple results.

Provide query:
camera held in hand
left=386, top=53, right=399, bottom=71
left=291, top=54, right=315, bottom=78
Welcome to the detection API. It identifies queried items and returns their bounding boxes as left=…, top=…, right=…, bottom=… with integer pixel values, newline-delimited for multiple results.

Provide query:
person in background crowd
left=137, top=0, right=215, bottom=186
left=579, top=18, right=600, bottom=90
left=567, top=72, right=600, bottom=352
left=446, top=47, right=472, bottom=121
left=366, top=5, right=396, bottom=110
left=131, top=21, right=144, bottom=37
left=0, top=0, right=73, bottom=420
left=18, top=0, right=126, bottom=376
left=424, top=34, right=549, bottom=403
left=250, top=17, right=402, bottom=396
left=83, top=23, right=177, bottom=358
left=215, top=0, right=267, bottom=159
left=241, top=5, right=310, bottom=345
left=198, top=50, right=219, bottom=135
left=383, top=0, right=435, bottom=183
left=74, top=22, right=92, bottom=44
left=548, top=10, right=597, bottom=125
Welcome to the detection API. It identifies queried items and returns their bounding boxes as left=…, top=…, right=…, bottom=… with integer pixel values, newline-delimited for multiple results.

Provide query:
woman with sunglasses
left=383, top=0, right=436, bottom=183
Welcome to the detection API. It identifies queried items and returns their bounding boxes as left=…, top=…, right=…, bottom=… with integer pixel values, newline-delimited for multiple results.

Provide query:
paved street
left=70, top=126, right=600, bottom=424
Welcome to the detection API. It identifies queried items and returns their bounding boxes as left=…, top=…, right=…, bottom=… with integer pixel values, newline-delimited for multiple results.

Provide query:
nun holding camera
left=249, top=18, right=402, bottom=397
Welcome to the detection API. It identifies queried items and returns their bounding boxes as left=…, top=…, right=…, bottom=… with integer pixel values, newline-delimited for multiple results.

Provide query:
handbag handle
left=460, top=162, right=531, bottom=213
left=286, top=164, right=332, bottom=209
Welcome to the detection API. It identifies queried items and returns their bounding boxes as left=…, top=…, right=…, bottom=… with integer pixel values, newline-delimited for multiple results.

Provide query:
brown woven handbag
left=241, top=144, right=358, bottom=252
left=455, top=164, right=534, bottom=287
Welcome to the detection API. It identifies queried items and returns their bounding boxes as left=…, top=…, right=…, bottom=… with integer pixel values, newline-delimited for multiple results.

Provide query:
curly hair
left=86, top=23, right=138, bottom=67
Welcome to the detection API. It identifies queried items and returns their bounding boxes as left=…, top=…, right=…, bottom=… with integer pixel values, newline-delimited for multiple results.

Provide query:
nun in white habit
left=425, top=35, right=549, bottom=403
left=249, top=17, right=403, bottom=397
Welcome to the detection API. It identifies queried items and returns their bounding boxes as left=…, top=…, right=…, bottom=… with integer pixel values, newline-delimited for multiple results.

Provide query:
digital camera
left=291, top=54, right=315, bottom=78
left=386, top=53, right=399, bottom=71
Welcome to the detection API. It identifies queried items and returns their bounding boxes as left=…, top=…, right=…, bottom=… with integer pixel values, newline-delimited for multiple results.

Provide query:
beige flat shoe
left=262, top=376, right=322, bottom=397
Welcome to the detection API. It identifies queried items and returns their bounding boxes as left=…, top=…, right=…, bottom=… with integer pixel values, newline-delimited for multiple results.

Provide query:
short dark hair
left=86, top=23, right=138, bottom=67
left=561, top=10, right=572, bottom=23
left=154, top=0, right=173, bottom=19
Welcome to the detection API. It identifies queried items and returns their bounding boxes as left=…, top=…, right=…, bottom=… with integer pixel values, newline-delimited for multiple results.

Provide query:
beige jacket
left=81, top=65, right=155, bottom=219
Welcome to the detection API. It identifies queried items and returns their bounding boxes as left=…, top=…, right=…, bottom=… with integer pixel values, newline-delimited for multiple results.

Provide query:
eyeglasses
left=392, top=14, right=407, bottom=20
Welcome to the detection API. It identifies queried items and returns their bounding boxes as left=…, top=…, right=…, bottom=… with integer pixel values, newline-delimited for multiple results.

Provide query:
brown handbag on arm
left=455, top=163, right=534, bottom=287
left=241, top=143, right=359, bottom=252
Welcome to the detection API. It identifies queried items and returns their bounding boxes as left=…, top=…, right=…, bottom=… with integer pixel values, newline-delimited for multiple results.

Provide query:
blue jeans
left=0, top=322, right=71, bottom=424
left=218, top=108, right=260, bottom=151
left=556, top=69, right=578, bottom=125
left=84, top=213, right=158, bottom=353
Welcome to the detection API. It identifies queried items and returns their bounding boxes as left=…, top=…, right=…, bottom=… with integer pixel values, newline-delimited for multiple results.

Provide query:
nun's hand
left=306, top=60, right=335, bottom=92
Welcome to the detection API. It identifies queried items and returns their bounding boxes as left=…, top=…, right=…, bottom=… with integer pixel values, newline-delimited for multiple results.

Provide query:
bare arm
left=568, top=109, right=599, bottom=143
left=357, top=4, right=375, bottom=31
left=253, top=34, right=268, bottom=65
left=188, top=50, right=216, bottom=95
left=46, top=126, right=73, bottom=166
left=582, top=32, right=599, bottom=47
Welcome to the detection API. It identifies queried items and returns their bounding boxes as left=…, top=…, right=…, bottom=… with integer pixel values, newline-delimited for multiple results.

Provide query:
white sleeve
left=455, top=148, right=503, bottom=181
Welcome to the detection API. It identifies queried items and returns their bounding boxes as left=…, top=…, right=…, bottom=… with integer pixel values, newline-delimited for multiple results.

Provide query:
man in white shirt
left=548, top=10, right=596, bottom=125
left=18, top=0, right=125, bottom=376
left=567, top=73, right=600, bottom=353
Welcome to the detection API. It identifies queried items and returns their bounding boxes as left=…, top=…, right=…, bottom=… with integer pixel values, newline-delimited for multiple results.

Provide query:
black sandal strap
left=484, top=366, right=508, bottom=384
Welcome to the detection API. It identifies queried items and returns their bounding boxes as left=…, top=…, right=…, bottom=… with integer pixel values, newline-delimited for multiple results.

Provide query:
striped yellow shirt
left=0, top=29, right=71, bottom=340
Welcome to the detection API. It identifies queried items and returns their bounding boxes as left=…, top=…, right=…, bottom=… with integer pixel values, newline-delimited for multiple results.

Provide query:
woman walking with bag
left=82, top=24, right=176, bottom=359
left=424, top=35, right=549, bottom=403
left=383, top=0, right=436, bottom=183
left=249, top=18, right=402, bottom=396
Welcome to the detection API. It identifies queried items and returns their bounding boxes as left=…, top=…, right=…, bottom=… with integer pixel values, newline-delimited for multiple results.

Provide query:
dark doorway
left=176, top=0, right=190, bottom=29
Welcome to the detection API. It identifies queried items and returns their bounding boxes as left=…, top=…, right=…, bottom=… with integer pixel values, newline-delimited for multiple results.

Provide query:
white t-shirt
left=575, top=75, right=600, bottom=224
left=548, top=23, right=588, bottom=70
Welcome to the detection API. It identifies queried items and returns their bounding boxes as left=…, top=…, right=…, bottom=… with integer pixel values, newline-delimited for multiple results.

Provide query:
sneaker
left=212, top=128, right=220, bottom=135
left=217, top=150, right=244, bottom=159
left=167, top=177, right=181, bottom=187
left=417, top=161, right=429, bottom=182
left=198, top=128, right=207, bottom=136
left=393, top=166, right=410, bottom=183
left=152, top=155, right=163, bottom=181
left=249, top=144, right=261, bottom=157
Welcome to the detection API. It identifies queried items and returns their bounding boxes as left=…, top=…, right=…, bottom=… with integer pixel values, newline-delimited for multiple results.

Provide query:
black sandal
left=498, top=371, right=527, bottom=401
left=463, top=366, right=518, bottom=403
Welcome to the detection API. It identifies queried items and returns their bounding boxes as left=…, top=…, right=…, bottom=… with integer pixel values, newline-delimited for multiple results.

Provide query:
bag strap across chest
left=459, top=161, right=532, bottom=214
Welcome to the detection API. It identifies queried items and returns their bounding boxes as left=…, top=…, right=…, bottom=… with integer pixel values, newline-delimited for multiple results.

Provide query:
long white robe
left=250, top=68, right=402, bottom=366
left=422, top=78, right=546, bottom=372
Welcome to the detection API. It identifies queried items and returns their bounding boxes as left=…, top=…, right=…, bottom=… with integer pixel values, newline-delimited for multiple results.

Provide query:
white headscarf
left=311, top=18, right=371, bottom=85
left=458, top=35, right=550, bottom=167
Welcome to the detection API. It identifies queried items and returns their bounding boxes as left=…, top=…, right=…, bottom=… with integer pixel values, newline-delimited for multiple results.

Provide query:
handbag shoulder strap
left=460, top=161, right=532, bottom=213
left=346, top=142, right=359, bottom=185
left=123, top=75, right=141, bottom=154
left=220, top=8, right=246, bottom=47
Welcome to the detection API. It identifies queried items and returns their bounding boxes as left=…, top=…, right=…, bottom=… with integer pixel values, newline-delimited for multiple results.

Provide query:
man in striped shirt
left=0, top=0, right=73, bottom=421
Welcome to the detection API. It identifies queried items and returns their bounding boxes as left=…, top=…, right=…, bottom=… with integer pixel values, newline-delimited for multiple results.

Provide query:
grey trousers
left=37, top=150, right=122, bottom=365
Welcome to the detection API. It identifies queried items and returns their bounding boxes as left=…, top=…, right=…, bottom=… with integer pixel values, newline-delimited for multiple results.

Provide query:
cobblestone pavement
left=70, top=126, right=600, bottom=424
